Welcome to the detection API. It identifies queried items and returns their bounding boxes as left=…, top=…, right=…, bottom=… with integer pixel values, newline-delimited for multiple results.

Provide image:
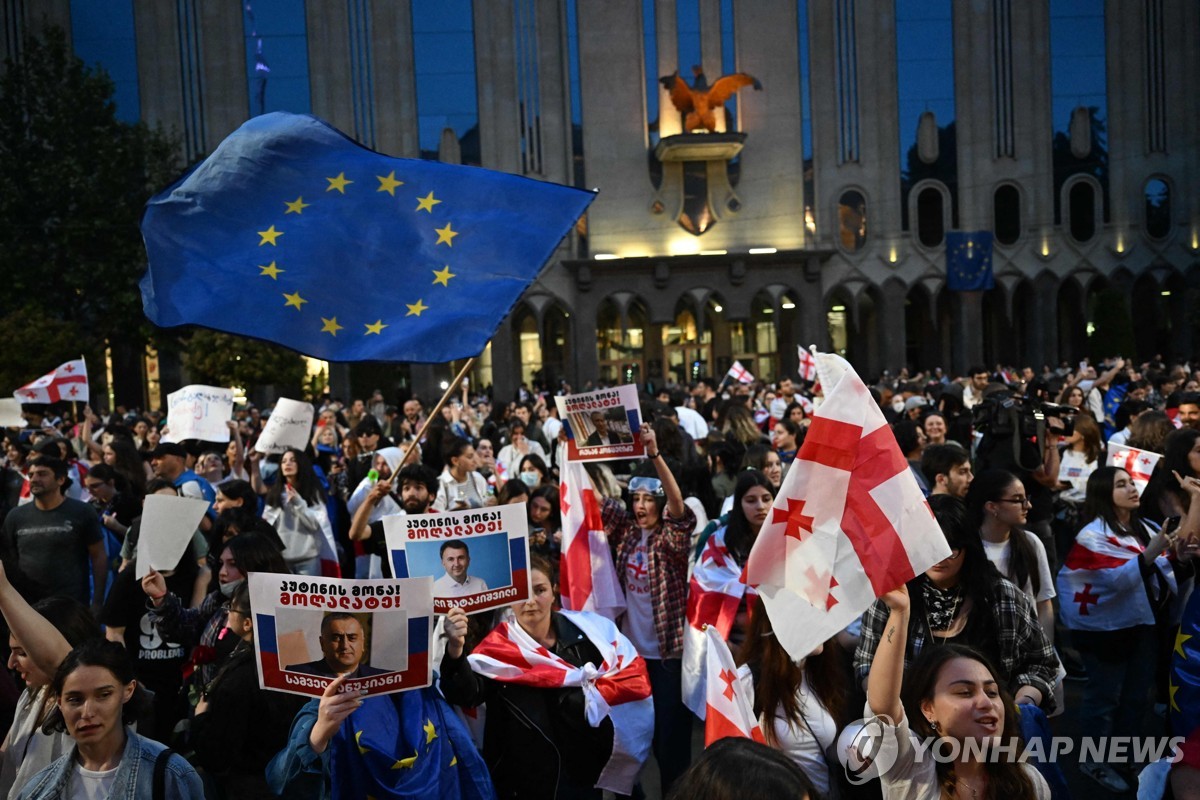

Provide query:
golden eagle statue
left=659, top=66, right=762, bottom=133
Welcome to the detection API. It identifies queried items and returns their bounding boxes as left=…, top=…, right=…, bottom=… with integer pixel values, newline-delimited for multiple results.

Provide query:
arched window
left=1144, top=178, right=1171, bottom=239
left=838, top=190, right=868, bottom=252
left=1067, top=181, right=1096, bottom=242
left=916, top=187, right=946, bottom=247
left=993, top=184, right=1021, bottom=245
left=596, top=299, right=645, bottom=385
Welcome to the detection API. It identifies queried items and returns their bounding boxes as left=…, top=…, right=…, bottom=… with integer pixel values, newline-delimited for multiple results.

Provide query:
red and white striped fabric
left=1107, top=445, right=1161, bottom=496
left=682, top=528, right=753, bottom=717
left=727, top=360, right=755, bottom=385
left=559, top=460, right=625, bottom=621
left=746, top=351, right=950, bottom=662
left=1057, top=518, right=1174, bottom=631
left=14, top=359, right=88, bottom=404
left=797, top=346, right=818, bottom=383
left=467, top=610, right=653, bottom=794
left=703, top=624, right=765, bottom=746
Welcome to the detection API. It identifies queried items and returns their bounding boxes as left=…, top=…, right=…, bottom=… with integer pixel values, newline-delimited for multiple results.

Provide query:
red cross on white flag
left=13, top=359, right=89, bottom=405
left=1106, top=445, right=1160, bottom=496
left=558, top=460, right=626, bottom=621
left=746, top=350, right=950, bottom=663
left=726, top=360, right=754, bottom=385
left=703, top=625, right=765, bottom=746
left=798, top=345, right=818, bottom=382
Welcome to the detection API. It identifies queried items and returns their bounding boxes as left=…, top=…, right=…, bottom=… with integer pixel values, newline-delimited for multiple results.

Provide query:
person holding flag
left=1139, top=428, right=1199, bottom=526
left=439, top=555, right=653, bottom=799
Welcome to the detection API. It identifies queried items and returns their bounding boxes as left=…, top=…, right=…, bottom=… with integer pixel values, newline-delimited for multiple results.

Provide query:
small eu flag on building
left=140, top=112, right=594, bottom=363
left=945, top=231, right=995, bottom=292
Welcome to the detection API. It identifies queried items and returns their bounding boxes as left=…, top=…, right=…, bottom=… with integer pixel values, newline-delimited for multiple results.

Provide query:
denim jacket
left=16, top=728, right=204, bottom=800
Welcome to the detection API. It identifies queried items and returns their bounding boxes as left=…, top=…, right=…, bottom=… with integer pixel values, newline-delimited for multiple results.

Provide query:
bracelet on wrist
left=647, top=451, right=660, bottom=459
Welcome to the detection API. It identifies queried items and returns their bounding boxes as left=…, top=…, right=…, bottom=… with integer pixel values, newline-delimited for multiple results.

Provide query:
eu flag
left=330, top=687, right=496, bottom=800
left=140, top=112, right=594, bottom=363
left=945, top=231, right=995, bottom=291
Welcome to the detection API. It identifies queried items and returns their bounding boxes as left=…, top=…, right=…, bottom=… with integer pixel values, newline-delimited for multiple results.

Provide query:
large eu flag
left=140, top=113, right=594, bottom=363
left=945, top=231, right=995, bottom=291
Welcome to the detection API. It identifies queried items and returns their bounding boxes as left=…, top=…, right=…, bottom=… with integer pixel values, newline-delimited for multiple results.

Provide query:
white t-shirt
left=621, top=530, right=660, bottom=658
left=1057, top=449, right=1097, bottom=503
left=1, top=687, right=72, bottom=800
left=982, top=530, right=1056, bottom=602
left=67, top=763, right=119, bottom=800
left=432, top=573, right=489, bottom=596
left=675, top=406, right=709, bottom=441
left=767, top=674, right=836, bottom=796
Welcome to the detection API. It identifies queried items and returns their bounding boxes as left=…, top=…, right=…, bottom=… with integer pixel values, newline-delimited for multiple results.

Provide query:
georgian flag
left=682, top=528, right=753, bottom=718
left=1107, top=445, right=1161, bottom=496
left=1057, top=520, right=1175, bottom=631
left=727, top=360, right=755, bottom=385
left=798, top=345, right=818, bottom=382
left=14, top=358, right=89, bottom=404
left=559, top=461, right=625, bottom=620
left=746, top=351, right=950, bottom=662
left=467, top=610, right=653, bottom=794
left=704, top=624, right=765, bottom=746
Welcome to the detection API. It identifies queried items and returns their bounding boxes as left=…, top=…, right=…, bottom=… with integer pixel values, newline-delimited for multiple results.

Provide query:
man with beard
left=348, top=462, right=438, bottom=578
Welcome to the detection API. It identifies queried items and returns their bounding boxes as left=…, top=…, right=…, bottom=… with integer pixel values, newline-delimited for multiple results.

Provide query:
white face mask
left=892, top=397, right=906, bottom=414
left=520, top=471, right=539, bottom=487
left=219, top=578, right=245, bottom=598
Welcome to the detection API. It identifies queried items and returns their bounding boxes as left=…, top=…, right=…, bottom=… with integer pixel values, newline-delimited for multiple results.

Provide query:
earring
left=928, top=719, right=939, bottom=732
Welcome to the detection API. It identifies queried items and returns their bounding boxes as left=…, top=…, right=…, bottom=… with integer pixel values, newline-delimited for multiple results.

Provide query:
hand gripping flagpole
left=396, top=357, right=476, bottom=470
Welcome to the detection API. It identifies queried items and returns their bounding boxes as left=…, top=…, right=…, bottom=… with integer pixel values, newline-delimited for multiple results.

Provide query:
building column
left=952, top=292, right=983, bottom=374
left=489, top=317, right=518, bottom=403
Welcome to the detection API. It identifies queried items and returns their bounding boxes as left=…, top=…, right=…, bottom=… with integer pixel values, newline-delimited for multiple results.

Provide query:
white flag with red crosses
left=798, top=345, right=818, bottom=382
left=14, top=359, right=89, bottom=404
left=703, top=624, right=765, bottom=747
left=1106, top=445, right=1160, bottom=497
left=746, top=351, right=949, bottom=662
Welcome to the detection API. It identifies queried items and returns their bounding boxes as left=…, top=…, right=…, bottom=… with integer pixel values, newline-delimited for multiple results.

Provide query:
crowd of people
left=0, top=355, right=1198, bottom=798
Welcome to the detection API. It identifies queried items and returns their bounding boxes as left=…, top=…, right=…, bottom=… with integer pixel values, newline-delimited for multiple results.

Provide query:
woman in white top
left=966, top=469, right=1056, bottom=644
left=260, top=448, right=334, bottom=576
left=0, top=567, right=101, bottom=800
left=435, top=437, right=490, bottom=511
left=1055, top=413, right=1103, bottom=505
left=737, top=595, right=848, bottom=797
left=866, top=585, right=1050, bottom=800
left=495, top=420, right=546, bottom=485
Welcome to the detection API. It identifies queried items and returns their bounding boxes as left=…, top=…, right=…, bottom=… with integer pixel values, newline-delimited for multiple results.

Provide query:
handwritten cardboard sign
left=163, top=385, right=233, bottom=443
left=255, top=398, right=315, bottom=454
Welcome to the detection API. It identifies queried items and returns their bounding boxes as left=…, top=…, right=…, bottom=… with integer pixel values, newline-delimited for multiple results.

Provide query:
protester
left=496, top=420, right=546, bottom=483
left=527, top=485, right=562, bottom=560
left=435, top=437, right=490, bottom=510
left=260, top=448, right=334, bottom=575
left=920, top=444, right=973, bottom=499
left=665, top=737, right=818, bottom=800
left=771, top=418, right=800, bottom=467
left=1140, top=428, right=1200, bottom=525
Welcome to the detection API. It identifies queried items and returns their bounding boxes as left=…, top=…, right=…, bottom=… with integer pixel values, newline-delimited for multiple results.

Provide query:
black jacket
left=439, top=613, right=615, bottom=800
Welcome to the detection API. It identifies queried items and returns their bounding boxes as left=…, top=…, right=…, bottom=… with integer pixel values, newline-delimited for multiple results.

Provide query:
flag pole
left=396, top=357, right=476, bottom=470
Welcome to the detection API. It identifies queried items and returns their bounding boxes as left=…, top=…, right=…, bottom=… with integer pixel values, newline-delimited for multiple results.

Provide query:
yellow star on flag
left=1176, top=630, right=1194, bottom=659
left=355, top=730, right=370, bottom=755
left=1170, top=679, right=1181, bottom=712
left=284, top=196, right=309, bottom=214
left=449, top=756, right=458, bottom=767
left=326, top=172, right=353, bottom=193
left=320, top=317, right=344, bottom=336
left=415, top=191, right=442, bottom=212
left=392, top=750, right=419, bottom=769
left=364, top=320, right=387, bottom=335
left=283, top=292, right=306, bottom=310
left=406, top=299, right=428, bottom=317
left=423, top=719, right=437, bottom=744
left=376, top=171, right=404, bottom=195
left=434, top=223, right=457, bottom=246
left=258, top=261, right=284, bottom=280
left=432, top=266, right=455, bottom=287
left=257, top=225, right=283, bottom=246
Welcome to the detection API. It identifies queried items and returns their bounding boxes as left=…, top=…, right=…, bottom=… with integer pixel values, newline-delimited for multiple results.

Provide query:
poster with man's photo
left=383, top=503, right=531, bottom=615
left=248, top=573, right=434, bottom=698
left=555, top=384, right=644, bottom=463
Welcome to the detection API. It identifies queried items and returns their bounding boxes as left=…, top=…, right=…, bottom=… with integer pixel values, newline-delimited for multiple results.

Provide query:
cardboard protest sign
left=555, top=384, right=644, bottom=463
left=255, top=397, right=315, bottom=454
left=249, top=573, right=434, bottom=698
left=163, top=385, right=233, bottom=443
left=384, top=503, right=531, bottom=615
left=135, top=495, right=211, bottom=579
left=0, top=399, right=23, bottom=428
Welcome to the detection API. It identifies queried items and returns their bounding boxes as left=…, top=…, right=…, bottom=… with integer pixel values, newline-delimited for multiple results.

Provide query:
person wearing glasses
left=965, top=469, right=1057, bottom=646
left=599, top=428, right=696, bottom=797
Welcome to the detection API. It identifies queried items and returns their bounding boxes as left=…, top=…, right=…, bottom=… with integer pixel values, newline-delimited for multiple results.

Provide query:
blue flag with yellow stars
left=140, top=112, right=594, bottom=363
left=1170, top=588, right=1200, bottom=741
left=329, top=687, right=495, bottom=800
left=945, top=231, right=995, bottom=291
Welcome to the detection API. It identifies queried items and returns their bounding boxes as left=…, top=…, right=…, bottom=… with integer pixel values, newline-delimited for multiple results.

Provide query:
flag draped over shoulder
left=14, top=359, right=88, bottom=404
left=140, top=112, right=595, bottom=363
left=467, top=610, right=653, bottom=794
left=1107, top=445, right=1161, bottom=496
left=746, top=351, right=950, bottom=662
left=703, top=625, right=765, bottom=746
left=330, top=686, right=496, bottom=800
left=945, top=231, right=994, bottom=291
left=558, top=461, right=625, bottom=620
left=682, top=528, right=752, bottom=718
left=1056, top=520, right=1174, bottom=631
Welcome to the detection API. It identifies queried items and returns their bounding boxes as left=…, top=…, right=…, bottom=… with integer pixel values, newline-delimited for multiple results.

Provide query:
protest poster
left=0, top=399, right=23, bottom=428
left=555, top=384, right=644, bottom=463
left=135, top=495, right=211, bottom=579
left=384, top=503, right=530, bottom=615
left=249, top=573, right=434, bottom=698
left=162, top=385, right=233, bottom=443
left=255, top=397, right=315, bottom=454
